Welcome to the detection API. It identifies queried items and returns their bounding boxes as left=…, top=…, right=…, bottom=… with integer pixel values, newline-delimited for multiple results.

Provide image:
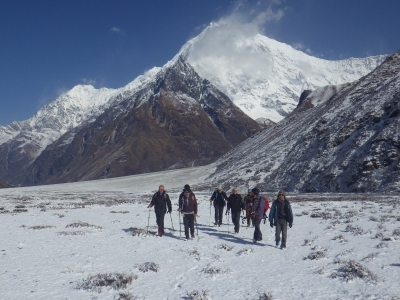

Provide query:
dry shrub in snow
left=114, top=292, right=142, bottom=300
left=332, top=234, right=348, bottom=243
left=135, top=262, right=159, bottom=273
left=305, top=250, right=327, bottom=260
left=110, top=211, right=130, bottom=214
left=66, top=221, right=102, bottom=229
left=392, top=229, right=400, bottom=237
left=369, top=216, right=379, bottom=222
left=362, top=252, right=379, bottom=262
left=57, top=231, right=86, bottom=236
left=185, top=289, right=210, bottom=300
left=76, top=272, right=137, bottom=293
left=202, top=264, right=230, bottom=276
left=377, top=223, right=387, bottom=230
left=257, top=291, right=274, bottom=300
left=331, top=260, right=378, bottom=283
left=28, top=225, right=55, bottom=230
left=131, top=228, right=147, bottom=237
left=335, top=249, right=354, bottom=257
left=375, top=232, right=385, bottom=239
left=344, top=210, right=359, bottom=218
left=376, top=242, right=389, bottom=249
left=237, top=248, right=254, bottom=256
left=345, top=224, right=364, bottom=235
left=218, top=244, right=234, bottom=251
left=302, top=210, right=309, bottom=215
left=188, top=248, right=201, bottom=261
left=310, top=212, right=332, bottom=219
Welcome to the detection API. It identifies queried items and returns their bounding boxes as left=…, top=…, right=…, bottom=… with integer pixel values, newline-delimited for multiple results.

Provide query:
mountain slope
left=16, top=58, right=260, bottom=186
left=183, top=22, right=385, bottom=122
left=206, top=52, right=400, bottom=193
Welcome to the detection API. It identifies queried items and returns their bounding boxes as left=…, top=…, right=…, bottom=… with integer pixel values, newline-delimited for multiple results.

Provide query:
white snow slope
left=184, top=22, right=385, bottom=122
left=1, top=169, right=400, bottom=300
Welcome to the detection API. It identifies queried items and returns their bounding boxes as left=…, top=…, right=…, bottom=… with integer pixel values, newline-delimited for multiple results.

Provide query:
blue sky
left=1, top=0, right=399, bottom=126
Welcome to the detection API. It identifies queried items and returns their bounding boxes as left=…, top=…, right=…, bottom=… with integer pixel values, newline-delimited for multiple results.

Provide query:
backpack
left=261, top=197, right=269, bottom=213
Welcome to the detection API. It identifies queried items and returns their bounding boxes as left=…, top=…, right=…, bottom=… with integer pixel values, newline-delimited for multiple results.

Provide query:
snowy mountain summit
left=183, top=22, right=385, bottom=122
left=0, top=21, right=388, bottom=186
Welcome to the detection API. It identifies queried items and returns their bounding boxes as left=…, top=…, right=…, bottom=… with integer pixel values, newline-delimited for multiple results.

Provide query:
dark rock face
left=17, top=58, right=260, bottom=186
left=208, top=52, right=400, bottom=193
left=298, top=90, right=313, bottom=107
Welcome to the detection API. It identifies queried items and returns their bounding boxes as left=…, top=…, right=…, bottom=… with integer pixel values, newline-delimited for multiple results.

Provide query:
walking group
left=147, top=184, right=294, bottom=248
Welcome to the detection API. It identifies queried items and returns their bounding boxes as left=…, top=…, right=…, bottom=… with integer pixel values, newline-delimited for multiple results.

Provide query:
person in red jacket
left=178, top=189, right=198, bottom=240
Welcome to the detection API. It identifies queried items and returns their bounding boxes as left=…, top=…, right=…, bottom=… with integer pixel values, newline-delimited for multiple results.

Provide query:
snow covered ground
left=1, top=171, right=400, bottom=300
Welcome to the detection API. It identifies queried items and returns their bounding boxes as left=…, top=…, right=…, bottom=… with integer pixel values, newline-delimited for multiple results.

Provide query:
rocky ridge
left=206, top=52, right=400, bottom=193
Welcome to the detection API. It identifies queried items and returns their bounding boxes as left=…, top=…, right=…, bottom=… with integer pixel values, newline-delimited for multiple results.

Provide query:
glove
left=270, top=222, right=273, bottom=228
left=289, top=223, right=293, bottom=228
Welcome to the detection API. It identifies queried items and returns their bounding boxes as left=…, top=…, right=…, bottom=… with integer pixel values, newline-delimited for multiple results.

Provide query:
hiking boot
left=191, top=233, right=195, bottom=239
left=158, top=231, right=163, bottom=237
left=276, top=241, right=280, bottom=247
left=280, top=245, right=286, bottom=250
left=253, top=239, right=257, bottom=243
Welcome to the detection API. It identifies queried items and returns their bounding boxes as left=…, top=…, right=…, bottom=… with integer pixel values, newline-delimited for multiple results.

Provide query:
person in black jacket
left=148, top=185, right=172, bottom=237
left=178, top=184, right=196, bottom=202
left=178, top=189, right=198, bottom=240
left=210, top=186, right=228, bottom=226
left=226, top=188, right=245, bottom=233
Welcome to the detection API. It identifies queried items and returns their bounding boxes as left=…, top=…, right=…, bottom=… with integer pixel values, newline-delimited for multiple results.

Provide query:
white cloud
left=82, top=78, right=97, bottom=86
left=110, top=27, right=124, bottom=35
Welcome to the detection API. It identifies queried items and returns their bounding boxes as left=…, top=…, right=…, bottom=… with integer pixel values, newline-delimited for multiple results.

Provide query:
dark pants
left=245, top=208, right=254, bottom=226
left=231, top=212, right=241, bottom=233
left=156, top=213, right=165, bottom=234
left=214, top=205, right=224, bottom=225
left=253, top=219, right=262, bottom=241
left=276, top=219, right=288, bottom=247
left=183, top=214, right=195, bottom=239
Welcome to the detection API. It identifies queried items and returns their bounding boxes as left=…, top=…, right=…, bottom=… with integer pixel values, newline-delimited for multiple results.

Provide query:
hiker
left=269, top=190, right=293, bottom=249
left=226, top=188, right=245, bottom=233
left=250, top=188, right=266, bottom=243
left=244, top=189, right=254, bottom=227
left=178, top=184, right=196, bottom=201
left=210, top=186, right=228, bottom=226
left=178, top=189, right=197, bottom=240
left=148, top=185, right=172, bottom=237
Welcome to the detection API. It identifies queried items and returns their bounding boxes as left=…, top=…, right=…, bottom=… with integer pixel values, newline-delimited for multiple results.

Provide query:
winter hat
left=278, top=190, right=286, bottom=196
left=251, top=188, right=260, bottom=195
left=184, top=184, right=190, bottom=190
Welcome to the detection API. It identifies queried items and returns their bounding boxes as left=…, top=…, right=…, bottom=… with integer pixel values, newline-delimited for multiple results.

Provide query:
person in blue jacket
left=210, top=186, right=228, bottom=226
left=269, top=190, right=293, bottom=249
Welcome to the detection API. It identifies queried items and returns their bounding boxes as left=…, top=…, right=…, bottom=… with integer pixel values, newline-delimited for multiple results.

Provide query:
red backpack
left=261, top=197, right=270, bottom=213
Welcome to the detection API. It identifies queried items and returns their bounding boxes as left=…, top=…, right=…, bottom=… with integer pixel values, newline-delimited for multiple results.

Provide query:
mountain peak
left=183, top=22, right=385, bottom=122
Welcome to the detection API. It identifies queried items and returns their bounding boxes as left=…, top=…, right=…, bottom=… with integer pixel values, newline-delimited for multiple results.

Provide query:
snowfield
left=1, top=171, right=400, bottom=300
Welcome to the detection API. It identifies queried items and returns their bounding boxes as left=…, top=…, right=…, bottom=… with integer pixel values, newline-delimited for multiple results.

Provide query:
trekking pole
left=209, top=202, right=212, bottom=226
left=169, top=212, right=175, bottom=232
left=227, top=211, right=230, bottom=233
left=179, top=211, right=182, bottom=238
left=146, top=208, right=151, bottom=236
left=195, top=215, right=199, bottom=240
